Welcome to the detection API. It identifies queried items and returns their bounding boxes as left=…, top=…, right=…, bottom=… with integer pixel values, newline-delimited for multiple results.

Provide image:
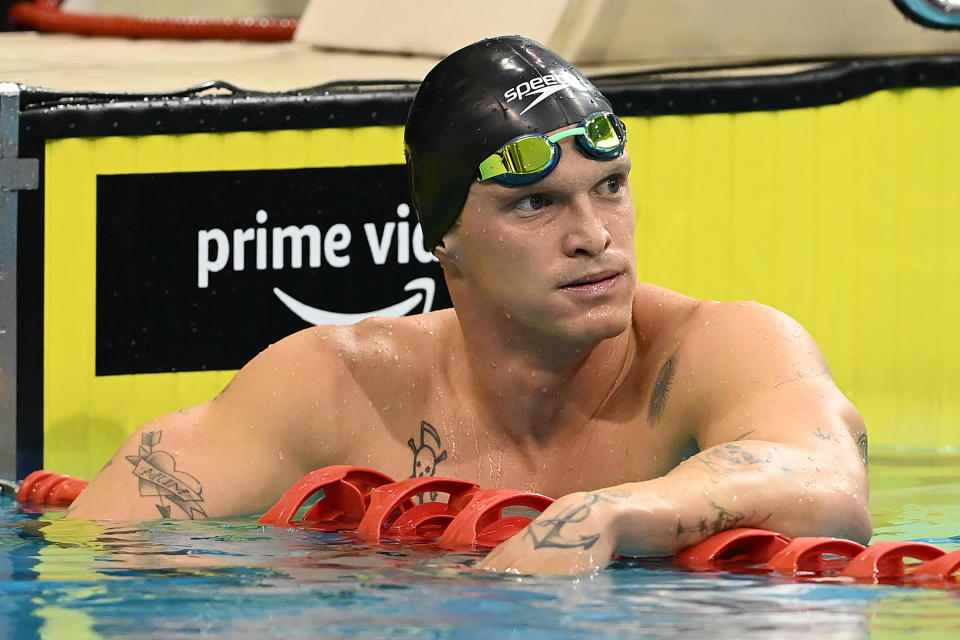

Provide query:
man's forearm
left=481, top=439, right=871, bottom=574
left=611, top=440, right=872, bottom=557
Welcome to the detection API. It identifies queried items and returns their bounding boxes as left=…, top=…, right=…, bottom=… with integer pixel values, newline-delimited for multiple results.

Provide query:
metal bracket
left=0, top=81, right=38, bottom=480
left=0, top=157, right=39, bottom=192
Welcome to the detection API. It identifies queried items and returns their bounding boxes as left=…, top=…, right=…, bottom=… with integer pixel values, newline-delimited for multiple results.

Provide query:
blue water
left=2, top=454, right=959, bottom=639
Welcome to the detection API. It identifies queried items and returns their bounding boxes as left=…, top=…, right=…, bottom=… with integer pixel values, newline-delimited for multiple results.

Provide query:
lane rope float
left=13, top=467, right=960, bottom=586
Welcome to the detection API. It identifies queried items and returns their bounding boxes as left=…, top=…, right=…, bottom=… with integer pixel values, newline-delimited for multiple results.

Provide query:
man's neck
left=451, top=314, right=637, bottom=451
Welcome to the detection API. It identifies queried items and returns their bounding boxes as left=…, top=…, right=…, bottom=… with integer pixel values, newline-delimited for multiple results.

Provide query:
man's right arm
left=66, top=328, right=346, bottom=520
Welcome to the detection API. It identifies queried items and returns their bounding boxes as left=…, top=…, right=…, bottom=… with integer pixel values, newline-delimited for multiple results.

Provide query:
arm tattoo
left=679, top=505, right=771, bottom=538
left=125, top=431, right=207, bottom=519
left=855, top=432, right=868, bottom=467
left=524, top=489, right=629, bottom=550
left=408, top=421, right=448, bottom=503
left=648, top=352, right=677, bottom=425
left=697, top=516, right=709, bottom=534
left=708, top=501, right=745, bottom=533
left=812, top=426, right=835, bottom=441
left=696, top=443, right=770, bottom=473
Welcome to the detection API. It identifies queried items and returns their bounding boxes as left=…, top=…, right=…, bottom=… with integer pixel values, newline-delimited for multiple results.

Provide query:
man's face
left=440, top=133, right=637, bottom=345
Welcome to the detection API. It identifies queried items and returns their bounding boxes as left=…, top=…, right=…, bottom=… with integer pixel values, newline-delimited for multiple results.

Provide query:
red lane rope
left=15, top=467, right=960, bottom=587
left=678, top=526, right=960, bottom=586
left=257, top=466, right=554, bottom=549
left=8, top=0, right=297, bottom=41
left=16, top=470, right=88, bottom=507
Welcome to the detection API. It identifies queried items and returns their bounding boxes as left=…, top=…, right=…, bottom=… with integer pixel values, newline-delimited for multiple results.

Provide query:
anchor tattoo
left=524, top=490, right=628, bottom=550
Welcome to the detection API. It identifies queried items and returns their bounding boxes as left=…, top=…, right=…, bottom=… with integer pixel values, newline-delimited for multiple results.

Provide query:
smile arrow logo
left=272, top=277, right=436, bottom=326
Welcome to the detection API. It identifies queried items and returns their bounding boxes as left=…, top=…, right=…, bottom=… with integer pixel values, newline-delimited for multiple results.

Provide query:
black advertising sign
left=95, top=165, right=451, bottom=375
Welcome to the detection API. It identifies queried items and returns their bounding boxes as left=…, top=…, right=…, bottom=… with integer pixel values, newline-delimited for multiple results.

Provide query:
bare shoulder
left=327, top=308, right=458, bottom=372
left=682, top=298, right=825, bottom=372
left=244, top=309, right=459, bottom=402
left=211, top=309, right=458, bottom=455
left=678, top=298, right=848, bottom=427
left=630, top=283, right=814, bottom=367
left=634, top=286, right=835, bottom=407
left=244, top=308, right=457, bottom=375
left=633, top=282, right=806, bottom=341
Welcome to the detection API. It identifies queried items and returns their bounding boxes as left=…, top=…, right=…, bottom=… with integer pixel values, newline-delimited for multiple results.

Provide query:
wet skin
left=68, top=134, right=872, bottom=575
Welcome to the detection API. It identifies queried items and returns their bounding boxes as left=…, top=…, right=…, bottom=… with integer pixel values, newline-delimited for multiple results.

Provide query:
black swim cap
left=405, top=36, right=613, bottom=250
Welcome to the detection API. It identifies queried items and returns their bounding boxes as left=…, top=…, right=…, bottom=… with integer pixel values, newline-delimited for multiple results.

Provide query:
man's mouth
left=559, top=271, right=622, bottom=292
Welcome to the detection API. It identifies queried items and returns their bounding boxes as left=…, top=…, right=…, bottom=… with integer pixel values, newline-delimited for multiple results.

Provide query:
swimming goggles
left=476, top=112, right=626, bottom=187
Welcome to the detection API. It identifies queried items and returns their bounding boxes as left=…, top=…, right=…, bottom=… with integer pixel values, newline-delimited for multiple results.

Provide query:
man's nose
left=561, top=197, right=612, bottom=257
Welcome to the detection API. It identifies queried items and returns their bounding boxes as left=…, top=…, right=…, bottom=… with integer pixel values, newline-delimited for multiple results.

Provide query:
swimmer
left=67, top=36, right=872, bottom=575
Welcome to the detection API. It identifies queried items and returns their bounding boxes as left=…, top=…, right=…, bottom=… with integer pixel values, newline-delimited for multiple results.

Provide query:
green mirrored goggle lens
left=477, top=136, right=556, bottom=181
left=502, top=136, right=555, bottom=173
left=476, top=112, right=624, bottom=184
left=582, top=113, right=621, bottom=151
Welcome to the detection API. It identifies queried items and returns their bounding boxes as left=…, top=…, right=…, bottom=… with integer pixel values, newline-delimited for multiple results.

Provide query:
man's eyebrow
left=604, top=156, right=633, bottom=173
left=583, top=158, right=632, bottom=187
left=486, top=181, right=549, bottom=201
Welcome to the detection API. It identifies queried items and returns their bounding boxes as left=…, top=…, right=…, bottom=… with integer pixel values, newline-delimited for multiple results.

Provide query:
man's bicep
left=68, top=380, right=320, bottom=520
left=686, top=302, right=866, bottom=460
left=68, top=331, right=351, bottom=520
left=697, top=372, right=860, bottom=441
left=689, top=349, right=869, bottom=488
left=67, top=404, right=228, bottom=520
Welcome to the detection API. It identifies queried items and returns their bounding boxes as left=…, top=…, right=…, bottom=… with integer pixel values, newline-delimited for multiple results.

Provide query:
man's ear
left=432, top=237, right=461, bottom=276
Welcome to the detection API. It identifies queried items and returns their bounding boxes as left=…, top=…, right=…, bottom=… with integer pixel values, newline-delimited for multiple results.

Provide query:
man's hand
left=480, top=489, right=625, bottom=575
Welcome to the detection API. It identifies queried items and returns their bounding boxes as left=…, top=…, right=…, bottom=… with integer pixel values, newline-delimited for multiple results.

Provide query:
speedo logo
left=503, top=72, right=585, bottom=115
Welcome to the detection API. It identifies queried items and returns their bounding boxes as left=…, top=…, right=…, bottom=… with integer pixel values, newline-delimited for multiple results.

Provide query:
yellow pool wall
left=43, top=85, right=960, bottom=478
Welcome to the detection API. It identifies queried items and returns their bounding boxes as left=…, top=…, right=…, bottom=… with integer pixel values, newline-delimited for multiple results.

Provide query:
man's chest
left=336, top=411, right=694, bottom=499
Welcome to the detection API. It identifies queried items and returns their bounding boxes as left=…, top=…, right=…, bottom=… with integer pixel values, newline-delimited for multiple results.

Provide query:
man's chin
left=557, top=308, right=632, bottom=345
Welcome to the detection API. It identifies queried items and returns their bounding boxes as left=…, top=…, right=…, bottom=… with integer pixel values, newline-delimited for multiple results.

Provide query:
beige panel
left=296, top=0, right=960, bottom=63
left=0, top=32, right=440, bottom=93
left=294, top=0, right=571, bottom=57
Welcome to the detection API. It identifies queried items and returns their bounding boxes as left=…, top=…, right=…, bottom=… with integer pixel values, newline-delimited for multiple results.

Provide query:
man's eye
left=516, top=194, right=548, bottom=212
left=601, top=175, right=623, bottom=194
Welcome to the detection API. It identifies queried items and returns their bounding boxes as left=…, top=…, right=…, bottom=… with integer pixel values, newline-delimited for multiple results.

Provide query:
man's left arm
left=482, top=301, right=872, bottom=574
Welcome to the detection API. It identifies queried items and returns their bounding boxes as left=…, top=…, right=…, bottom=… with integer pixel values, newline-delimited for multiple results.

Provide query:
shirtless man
left=67, top=36, right=872, bottom=574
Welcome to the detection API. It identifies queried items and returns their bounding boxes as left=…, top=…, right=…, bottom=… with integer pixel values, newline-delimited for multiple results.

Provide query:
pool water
left=1, top=454, right=958, bottom=639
